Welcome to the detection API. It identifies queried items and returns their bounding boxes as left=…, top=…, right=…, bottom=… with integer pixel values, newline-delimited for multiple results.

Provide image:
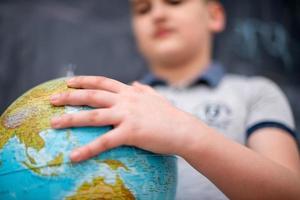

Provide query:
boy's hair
left=205, top=0, right=220, bottom=2
left=205, top=0, right=222, bottom=5
left=205, top=0, right=221, bottom=2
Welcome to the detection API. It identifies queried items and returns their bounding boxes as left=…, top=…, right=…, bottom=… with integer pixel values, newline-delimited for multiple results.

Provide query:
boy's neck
left=149, top=50, right=211, bottom=87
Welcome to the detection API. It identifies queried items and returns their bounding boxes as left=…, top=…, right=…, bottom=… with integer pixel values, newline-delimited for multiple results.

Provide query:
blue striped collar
left=140, top=62, right=225, bottom=88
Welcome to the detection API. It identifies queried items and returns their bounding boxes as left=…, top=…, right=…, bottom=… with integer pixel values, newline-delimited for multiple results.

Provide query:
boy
left=50, top=0, right=300, bottom=199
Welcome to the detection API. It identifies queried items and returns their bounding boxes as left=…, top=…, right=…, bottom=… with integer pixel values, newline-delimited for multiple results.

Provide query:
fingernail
left=51, top=117, right=61, bottom=128
left=50, top=94, right=60, bottom=102
left=70, top=150, right=81, bottom=162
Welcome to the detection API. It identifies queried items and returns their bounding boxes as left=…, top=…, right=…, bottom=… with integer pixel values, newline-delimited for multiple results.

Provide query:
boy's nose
left=151, top=2, right=168, bottom=23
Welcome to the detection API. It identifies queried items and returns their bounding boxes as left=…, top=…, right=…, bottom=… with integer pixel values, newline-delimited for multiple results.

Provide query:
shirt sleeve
left=245, top=76, right=297, bottom=140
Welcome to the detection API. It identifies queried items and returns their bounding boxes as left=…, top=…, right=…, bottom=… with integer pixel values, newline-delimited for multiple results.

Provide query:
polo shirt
left=140, top=62, right=297, bottom=200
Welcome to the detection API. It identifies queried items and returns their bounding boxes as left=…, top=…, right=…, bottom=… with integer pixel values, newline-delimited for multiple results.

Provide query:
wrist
left=176, top=115, right=213, bottom=159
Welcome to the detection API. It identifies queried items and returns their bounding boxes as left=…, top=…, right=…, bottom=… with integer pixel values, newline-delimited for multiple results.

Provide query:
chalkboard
left=0, top=0, right=299, bottom=139
left=215, top=0, right=300, bottom=139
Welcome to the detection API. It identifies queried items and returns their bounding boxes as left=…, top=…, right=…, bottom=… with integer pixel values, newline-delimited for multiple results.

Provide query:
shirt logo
left=194, top=102, right=233, bottom=130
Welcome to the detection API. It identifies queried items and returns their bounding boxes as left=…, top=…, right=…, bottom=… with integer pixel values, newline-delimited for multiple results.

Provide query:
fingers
left=70, top=127, right=126, bottom=162
left=51, top=109, right=120, bottom=129
left=50, top=89, right=116, bottom=108
left=67, top=76, right=129, bottom=93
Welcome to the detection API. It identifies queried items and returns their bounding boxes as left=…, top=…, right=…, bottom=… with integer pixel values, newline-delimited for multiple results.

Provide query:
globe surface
left=0, top=78, right=177, bottom=200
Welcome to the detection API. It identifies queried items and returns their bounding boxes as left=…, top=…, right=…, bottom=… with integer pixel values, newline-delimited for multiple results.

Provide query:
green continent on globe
left=20, top=149, right=64, bottom=176
left=47, top=152, right=64, bottom=166
left=0, top=78, right=70, bottom=152
left=99, top=160, right=130, bottom=171
left=66, top=175, right=135, bottom=200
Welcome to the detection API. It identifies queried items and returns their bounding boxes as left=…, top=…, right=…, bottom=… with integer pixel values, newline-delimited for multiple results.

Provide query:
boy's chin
left=163, top=46, right=191, bottom=57
left=150, top=50, right=190, bottom=66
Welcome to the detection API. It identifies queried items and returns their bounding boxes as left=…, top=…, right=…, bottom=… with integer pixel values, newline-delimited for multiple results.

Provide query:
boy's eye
left=132, top=2, right=152, bottom=15
left=165, top=0, right=183, bottom=5
left=131, top=0, right=184, bottom=16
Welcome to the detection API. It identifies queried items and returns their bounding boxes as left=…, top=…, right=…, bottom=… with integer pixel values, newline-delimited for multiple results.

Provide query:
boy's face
left=131, top=0, right=225, bottom=65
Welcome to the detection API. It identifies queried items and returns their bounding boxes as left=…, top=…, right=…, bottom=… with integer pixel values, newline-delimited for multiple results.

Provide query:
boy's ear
left=207, top=1, right=226, bottom=33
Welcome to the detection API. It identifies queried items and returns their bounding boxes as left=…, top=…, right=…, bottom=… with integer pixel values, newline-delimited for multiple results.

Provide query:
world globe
left=0, top=78, right=177, bottom=200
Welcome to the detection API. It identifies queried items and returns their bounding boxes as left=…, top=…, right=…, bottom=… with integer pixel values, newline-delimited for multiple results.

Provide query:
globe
left=0, top=78, right=177, bottom=200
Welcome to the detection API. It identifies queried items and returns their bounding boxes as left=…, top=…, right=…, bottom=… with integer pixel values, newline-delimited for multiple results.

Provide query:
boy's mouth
left=153, top=27, right=175, bottom=39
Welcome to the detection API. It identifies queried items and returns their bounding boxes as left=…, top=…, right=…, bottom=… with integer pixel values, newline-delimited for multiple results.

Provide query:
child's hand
left=50, top=76, right=203, bottom=162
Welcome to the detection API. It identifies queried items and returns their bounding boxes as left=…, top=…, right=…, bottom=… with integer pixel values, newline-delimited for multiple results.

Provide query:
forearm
left=180, top=123, right=300, bottom=200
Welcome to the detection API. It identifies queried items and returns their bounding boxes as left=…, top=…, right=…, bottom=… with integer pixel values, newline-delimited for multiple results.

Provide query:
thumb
left=70, top=128, right=125, bottom=162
